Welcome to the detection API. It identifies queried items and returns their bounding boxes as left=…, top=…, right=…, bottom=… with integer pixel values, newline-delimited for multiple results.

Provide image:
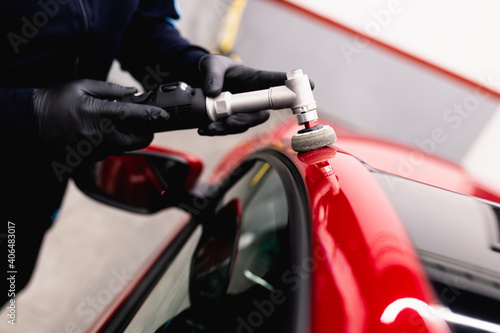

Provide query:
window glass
left=222, top=161, right=289, bottom=295
left=126, top=160, right=293, bottom=333
left=124, top=227, right=202, bottom=333
left=373, top=171, right=500, bottom=330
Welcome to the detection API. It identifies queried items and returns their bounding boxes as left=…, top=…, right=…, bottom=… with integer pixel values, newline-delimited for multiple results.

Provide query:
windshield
left=373, top=171, right=500, bottom=332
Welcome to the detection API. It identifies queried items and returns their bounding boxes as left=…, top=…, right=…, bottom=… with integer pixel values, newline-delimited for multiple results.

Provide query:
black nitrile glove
left=199, top=54, right=288, bottom=96
left=33, top=80, right=169, bottom=158
left=196, top=54, right=287, bottom=136
left=197, top=110, right=270, bottom=136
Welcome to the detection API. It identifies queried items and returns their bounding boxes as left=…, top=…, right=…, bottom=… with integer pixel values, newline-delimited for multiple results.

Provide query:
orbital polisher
left=122, top=69, right=337, bottom=153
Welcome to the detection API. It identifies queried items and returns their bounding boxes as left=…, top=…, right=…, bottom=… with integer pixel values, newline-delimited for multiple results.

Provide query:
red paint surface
left=228, top=118, right=500, bottom=203
left=88, top=145, right=202, bottom=332
left=83, top=0, right=500, bottom=329
left=90, top=116, right=499, bottom=331
left=292, top=147, right=448, bottom=332
left=211, top=118, right=500, bottom=331
left=97, top=154, right=164, bottom=206
left=304, top=120, right=314, bottom=129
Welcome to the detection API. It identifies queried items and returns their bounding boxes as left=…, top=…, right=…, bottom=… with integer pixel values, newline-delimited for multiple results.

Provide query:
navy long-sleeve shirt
left=0, top=0, right=208, bottom=143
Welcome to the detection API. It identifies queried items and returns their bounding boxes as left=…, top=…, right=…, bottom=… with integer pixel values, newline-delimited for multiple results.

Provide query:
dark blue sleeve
left=0, top=88, right=36, bottom=142
left=116, top=0, right=208, bottom=89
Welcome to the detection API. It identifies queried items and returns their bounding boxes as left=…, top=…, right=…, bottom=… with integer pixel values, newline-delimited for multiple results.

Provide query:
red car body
left=211, top=118, right=500, bottom=333
left=88, top=117, right=500, bottom=332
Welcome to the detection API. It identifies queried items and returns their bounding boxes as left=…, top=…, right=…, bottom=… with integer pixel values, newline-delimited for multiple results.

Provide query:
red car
left=74, top=117, right=500, bottom=333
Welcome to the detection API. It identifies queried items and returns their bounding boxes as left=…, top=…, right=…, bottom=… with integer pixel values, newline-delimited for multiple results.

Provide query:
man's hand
left=33, top=80, right=169, bottom=157
left=196, top=54, right=287, bottom=136
left=199, top=54, right=287, bottom=97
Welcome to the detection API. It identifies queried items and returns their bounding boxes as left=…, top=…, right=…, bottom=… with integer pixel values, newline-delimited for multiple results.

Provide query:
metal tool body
left=121, top=69, right=336, bottom=152
left=206, top=69, right=318, bottom=127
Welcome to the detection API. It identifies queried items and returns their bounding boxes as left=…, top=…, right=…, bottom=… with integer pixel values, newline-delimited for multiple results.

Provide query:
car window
left=123, top=226, right=202, bottom=333
left=222, top=161, right=289, bottom=296
left=373, top=171, right=500, bottom=331
left=123, top=158, right=304, bottom=333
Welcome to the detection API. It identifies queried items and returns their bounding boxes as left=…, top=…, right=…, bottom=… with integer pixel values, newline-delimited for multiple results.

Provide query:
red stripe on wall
left=267, top=0, right=500, bottom=100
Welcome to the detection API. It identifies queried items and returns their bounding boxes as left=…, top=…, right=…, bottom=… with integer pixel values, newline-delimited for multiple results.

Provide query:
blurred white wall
left=260, top=0, right=500, bottom=192
left=108, top=0, right=500, bottom=190
left=289, top=0, right=500, bottom=92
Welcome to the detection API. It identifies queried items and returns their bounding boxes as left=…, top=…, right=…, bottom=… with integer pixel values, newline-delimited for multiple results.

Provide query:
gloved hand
left=196, top=54, right=287, bottom=136
left=33, top=79, right=169, bottom=158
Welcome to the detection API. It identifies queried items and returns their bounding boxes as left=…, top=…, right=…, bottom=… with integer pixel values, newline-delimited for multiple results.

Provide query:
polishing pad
left=291, top=124, right=337, bottom=152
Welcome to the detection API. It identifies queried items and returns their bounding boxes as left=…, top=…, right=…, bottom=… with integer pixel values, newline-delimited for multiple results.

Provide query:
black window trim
left=101, top=148, right=312, bottom=333
left=252, top=149, right=312, bottom=333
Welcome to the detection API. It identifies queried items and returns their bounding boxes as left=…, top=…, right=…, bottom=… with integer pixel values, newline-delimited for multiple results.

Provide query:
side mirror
left=73, top=146, right=203, bottom=214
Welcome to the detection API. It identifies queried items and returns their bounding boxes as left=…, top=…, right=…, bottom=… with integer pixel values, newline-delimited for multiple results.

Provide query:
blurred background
left=3, top=0, right=500, bottom=331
